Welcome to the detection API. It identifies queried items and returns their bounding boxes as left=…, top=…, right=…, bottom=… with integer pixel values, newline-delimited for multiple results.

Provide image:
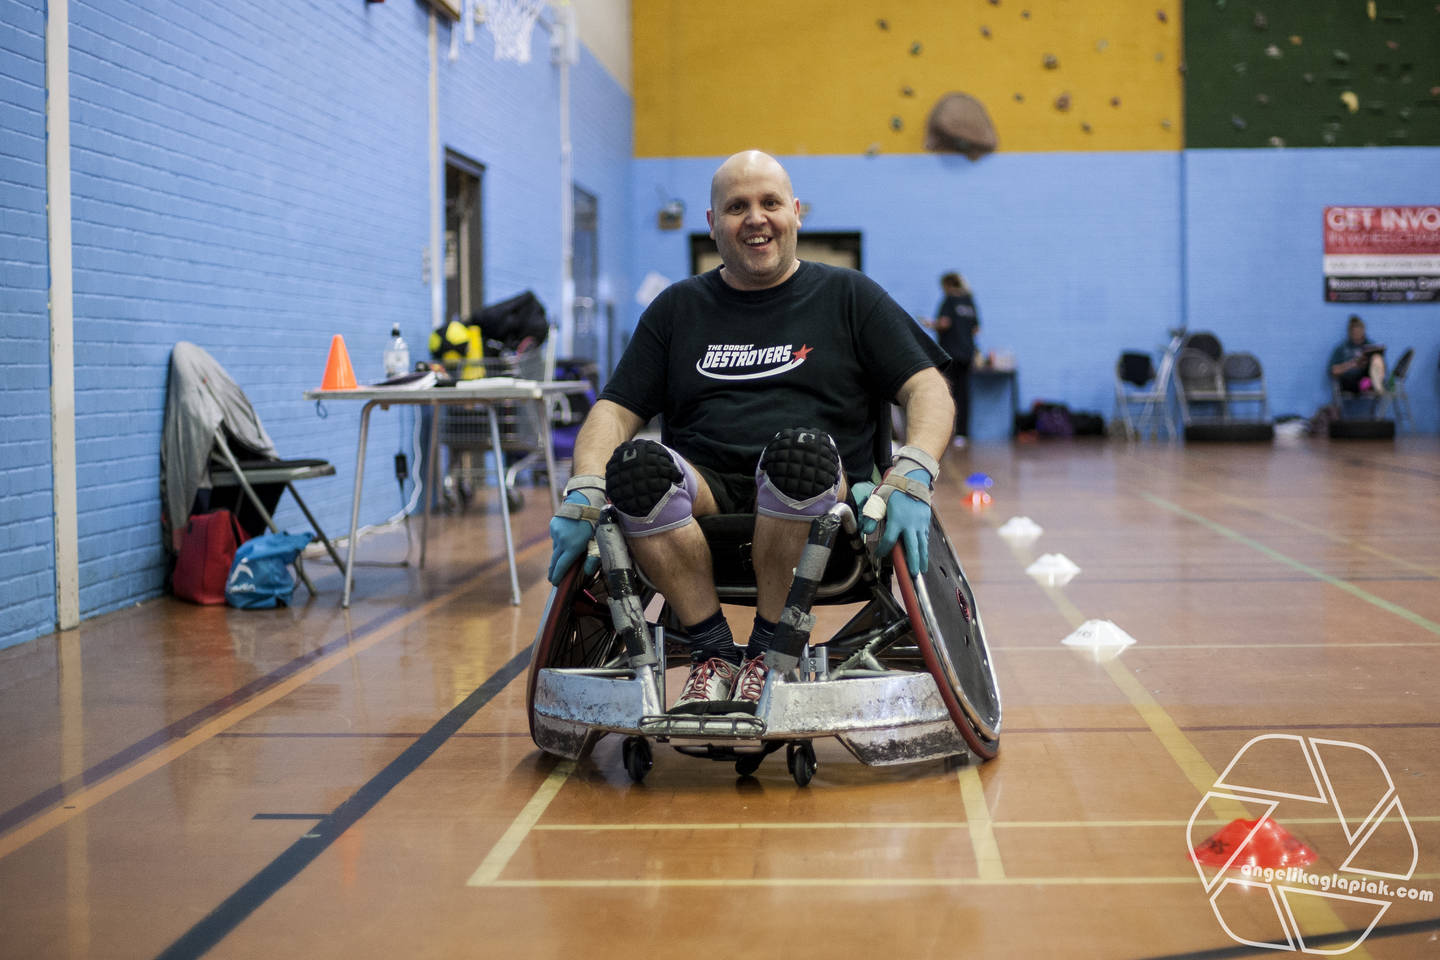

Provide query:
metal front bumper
left=531, top=668, right=970, bottom=766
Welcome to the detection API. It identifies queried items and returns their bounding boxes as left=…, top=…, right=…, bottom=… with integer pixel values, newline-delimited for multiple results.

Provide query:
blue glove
left=862, top=469, right=932, bottom=574
left=547, top=491, right=600, bottom=585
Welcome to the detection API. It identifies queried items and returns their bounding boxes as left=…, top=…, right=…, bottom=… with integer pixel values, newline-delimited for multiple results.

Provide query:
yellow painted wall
left=633, top=0, right=1184, bottom=156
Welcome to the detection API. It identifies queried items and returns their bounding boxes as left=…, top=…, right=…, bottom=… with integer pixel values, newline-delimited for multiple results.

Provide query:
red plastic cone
left=321, top=334, right=357, bottom=390
left=1192, top=817, right=1317, bottom=869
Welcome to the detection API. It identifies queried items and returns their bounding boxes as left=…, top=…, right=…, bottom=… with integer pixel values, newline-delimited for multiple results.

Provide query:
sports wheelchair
left=526, top=487, right=1002, bottom=786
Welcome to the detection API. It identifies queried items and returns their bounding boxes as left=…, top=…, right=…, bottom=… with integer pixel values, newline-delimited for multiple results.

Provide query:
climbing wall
left=632, top=0, right=1183, bottom=156
left=1184, top=0, right=1440, bottom=148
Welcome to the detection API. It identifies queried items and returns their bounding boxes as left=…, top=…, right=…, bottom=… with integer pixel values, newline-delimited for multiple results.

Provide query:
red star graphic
left=793, top=344, right=812, bottom=361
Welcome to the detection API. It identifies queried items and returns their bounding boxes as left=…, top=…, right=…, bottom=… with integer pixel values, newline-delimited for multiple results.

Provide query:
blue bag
left=225, top=532, right=313, bottom=609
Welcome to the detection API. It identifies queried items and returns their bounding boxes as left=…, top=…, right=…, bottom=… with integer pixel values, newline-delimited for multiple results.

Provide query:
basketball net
left=478, top=0, right=547, bottom=62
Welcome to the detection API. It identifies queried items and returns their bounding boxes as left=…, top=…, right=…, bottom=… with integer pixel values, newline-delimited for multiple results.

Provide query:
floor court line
left=530, top=816, right=1440, bottom=831
left=0, top=533, right=548, bottom=862
left=1142, top=493, right=1440, bottom=637
left=1130, top=452, right=1440, bottom=580
left=155, top=646, right=533, bottom=960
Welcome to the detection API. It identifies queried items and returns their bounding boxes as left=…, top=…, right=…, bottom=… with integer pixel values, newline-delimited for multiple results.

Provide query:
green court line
left=1141, top=493, right=1440, bottom=638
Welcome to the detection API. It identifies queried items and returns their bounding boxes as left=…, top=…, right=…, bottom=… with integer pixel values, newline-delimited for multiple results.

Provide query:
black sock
left=685, top=610, right=740, bottom=665
left=744, top=614, right=777, bottom=660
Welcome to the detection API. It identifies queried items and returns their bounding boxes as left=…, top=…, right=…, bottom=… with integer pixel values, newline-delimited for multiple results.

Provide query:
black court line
left=154, top=645, right=532, bottom=960
left=1338, top=456, right=1440, bottom=483
left=1130, top=914, right=1440, bottom=960
left=0, top=534, right=543, bottom=839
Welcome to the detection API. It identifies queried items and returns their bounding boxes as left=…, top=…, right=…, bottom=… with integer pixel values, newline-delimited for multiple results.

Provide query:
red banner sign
left=1323, top=205, right=1440, bottom=303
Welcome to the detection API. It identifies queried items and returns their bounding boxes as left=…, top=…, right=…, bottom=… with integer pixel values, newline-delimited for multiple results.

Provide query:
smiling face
left=706, top=151, right=802, bottom=290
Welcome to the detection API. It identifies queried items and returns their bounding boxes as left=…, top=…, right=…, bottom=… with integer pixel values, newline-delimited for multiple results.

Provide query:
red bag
left=173, top=510, right=247, bottom=604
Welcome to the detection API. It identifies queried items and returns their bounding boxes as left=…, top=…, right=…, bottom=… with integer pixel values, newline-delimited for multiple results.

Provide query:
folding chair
left=1220, top=352, right=1269, bottom=422
left=1377, top=346, right=1414, bottom=429
left=1113, top=350, right=1175, bottom=441
left=162, top=342, right=343, bottom=595
left=1180, top=331, right=1223, bottom=361
left=1175, top=349, right=1227, bottom=426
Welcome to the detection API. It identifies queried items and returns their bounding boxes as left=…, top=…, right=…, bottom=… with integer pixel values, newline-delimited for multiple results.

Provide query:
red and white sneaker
left=671, top=657, right=739, bottom=714
left=730, top=655, right=769, bottom=710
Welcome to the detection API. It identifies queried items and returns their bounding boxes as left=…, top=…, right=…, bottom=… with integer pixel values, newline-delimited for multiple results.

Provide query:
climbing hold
left=901, top=86, right=914, bottom=97
left=1256, top=92, right=1270, bottom=105
left=1289, top=35, right=1302, bottom=45
left=1340, top=91, right=1359, bottom=112
left=877, top=18, right=889, bottom=30
left=1110, top=96, right=1121, bottom=107
left=981, top=25, right=991, bottom=37
left=1043, top=53, right=1058, bottom=69
left=924, top=92, right=998, bottom=159
left=1253, top=11, right=1267, bottom=29
left=1054, top=92, right=1071, bottom=111
left=1265, top=44, right=1281, bottom=58
left=1096, top=38, right=1109, bottom=52
left=1231, top=114, right=1247, bottom=129
left=1333, top=49, right=1350, bottom=64
left=1268, top=136, right=1285, bottom=147
left=890, top=115, right=904, bottom=131
left=910, top=41, right=922, bottom=55
left=1157, top=9, right=1168, bottom=23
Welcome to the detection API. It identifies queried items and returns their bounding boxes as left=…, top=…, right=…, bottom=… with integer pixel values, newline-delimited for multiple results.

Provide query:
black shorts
left=689, top=461, right=876, bottom=516
left=690, top=463, right=757, bottom=515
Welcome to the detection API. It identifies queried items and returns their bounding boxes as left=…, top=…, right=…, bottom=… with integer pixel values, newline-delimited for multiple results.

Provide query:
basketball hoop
left=478, top=0, right=547, bottom=62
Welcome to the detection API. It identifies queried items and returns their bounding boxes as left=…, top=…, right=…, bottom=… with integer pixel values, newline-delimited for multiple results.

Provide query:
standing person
left=1329, top=314, right=1385, bottom=395
left=929, top=272, right=981, bottom=447
left=547, top=150, right=954, bottom=715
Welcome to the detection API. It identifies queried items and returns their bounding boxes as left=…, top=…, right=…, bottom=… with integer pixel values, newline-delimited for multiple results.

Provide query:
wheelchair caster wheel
left=506, top=487, right=525, bottom=512
left=622, top=737, right=652, bottom=783
left=786, top=742, right=816, bottom=787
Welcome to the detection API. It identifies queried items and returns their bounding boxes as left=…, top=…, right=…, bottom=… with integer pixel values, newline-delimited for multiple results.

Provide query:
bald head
left=710, top=150, right=795, bottom=214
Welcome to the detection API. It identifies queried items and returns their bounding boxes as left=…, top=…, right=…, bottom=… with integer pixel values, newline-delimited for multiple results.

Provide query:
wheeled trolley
left=526, top=499, right=1002, bottom=787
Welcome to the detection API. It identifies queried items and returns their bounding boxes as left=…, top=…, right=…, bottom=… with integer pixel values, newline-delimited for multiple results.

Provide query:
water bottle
left=383, top=324, right=410, bottom=379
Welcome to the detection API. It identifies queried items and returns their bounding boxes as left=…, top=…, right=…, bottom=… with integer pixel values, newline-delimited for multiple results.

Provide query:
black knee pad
left=605, top=439, right=697, bottom=534
left=755, top=427, right=842, bottom=519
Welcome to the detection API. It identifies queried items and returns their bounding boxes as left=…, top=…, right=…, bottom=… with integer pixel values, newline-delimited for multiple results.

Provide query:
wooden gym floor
left=2, top=438, right=1438, bottom=959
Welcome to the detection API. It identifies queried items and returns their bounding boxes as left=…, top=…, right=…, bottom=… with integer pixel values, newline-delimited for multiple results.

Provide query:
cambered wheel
left=786, top=741, right=817, bottom=787
left=622, top=737, right=653, bottom=782
left=892, top=515, right=1002, bottom=760
left=525, top=563, right=628, bottom=745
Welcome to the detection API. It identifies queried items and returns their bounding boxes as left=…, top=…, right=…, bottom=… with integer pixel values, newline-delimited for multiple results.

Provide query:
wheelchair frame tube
left=767, top=510, right=843, bottom=674
left=594, top=515, right=657, bottom=668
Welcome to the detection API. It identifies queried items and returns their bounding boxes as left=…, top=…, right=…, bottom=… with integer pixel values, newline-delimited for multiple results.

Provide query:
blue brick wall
left=0, top=0, right=55, bottom=651
left=1, top=0, right=636, bottom=650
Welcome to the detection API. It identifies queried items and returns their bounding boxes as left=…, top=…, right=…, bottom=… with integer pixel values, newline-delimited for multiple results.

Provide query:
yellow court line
left=484, top=876, right=1202, bottom=889
left=0, top=557, right=536, bottom=862
left=467, top=761, right=574, bottom=886
left=958, top=765, right=1005, bottom=881
left=531, top=815, right=1440, bottom=831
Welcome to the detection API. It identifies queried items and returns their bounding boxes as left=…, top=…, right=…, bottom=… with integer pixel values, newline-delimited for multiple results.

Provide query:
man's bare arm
left=894, top=367, right=954, bottom=467
left=571, top=399, right=646, bottom=479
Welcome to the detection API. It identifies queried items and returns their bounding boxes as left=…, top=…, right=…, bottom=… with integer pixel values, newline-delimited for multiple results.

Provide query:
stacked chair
left=1174, top=331, right=1274, bottom=442
left=1113, top=350, right=1177, bottom=442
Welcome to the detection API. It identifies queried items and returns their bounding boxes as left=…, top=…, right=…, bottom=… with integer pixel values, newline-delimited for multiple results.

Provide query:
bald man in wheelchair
left=548, top=150, right=954, bottom=716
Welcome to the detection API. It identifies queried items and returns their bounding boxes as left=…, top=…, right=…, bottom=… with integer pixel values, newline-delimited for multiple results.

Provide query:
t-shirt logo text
left=696, top=343, right=811, bottom=381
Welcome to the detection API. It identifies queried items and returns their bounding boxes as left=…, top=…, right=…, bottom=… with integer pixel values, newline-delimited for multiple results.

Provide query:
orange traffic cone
left=321, top=334, right=357, bottom=390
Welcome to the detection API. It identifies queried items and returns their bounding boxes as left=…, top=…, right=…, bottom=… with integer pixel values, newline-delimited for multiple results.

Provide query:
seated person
left=1329, top=314, right=1386, bottom=395
left=547, top=150, right=954, bottom=715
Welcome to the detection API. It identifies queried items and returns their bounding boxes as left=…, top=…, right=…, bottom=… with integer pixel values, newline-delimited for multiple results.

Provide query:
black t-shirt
left=935, top=292, right=979, bottom=363
left=602, top=261, right=948, bottom=481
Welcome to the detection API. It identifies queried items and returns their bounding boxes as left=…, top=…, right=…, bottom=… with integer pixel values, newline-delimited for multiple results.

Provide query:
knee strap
left=605, top=439, right=698, bottom=537
left=755, top=427, right=843, bottom=520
